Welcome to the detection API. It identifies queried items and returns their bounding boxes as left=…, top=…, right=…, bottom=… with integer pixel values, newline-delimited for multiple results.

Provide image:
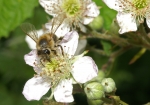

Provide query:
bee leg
left=51, top=45, right=64, bottom=56
left=46, top=55, right=51, bottom=62
left=57, top=36, right=64, bottom=43
left=40, top=58, right=45, bottom=67
left=51, top=49, right=57, bottom=56
left=57, top=45, right=64, bottom=56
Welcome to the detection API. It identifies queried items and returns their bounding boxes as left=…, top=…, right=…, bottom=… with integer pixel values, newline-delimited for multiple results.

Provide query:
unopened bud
left=101, top=78, right=116, bottom=93
left=84, top=82, right=105, bottom=100
left=89, top=15, right=103, bottom=30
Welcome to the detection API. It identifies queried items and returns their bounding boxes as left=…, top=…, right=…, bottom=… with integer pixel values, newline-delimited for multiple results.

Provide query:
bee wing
left=50, top=15, right=65, bottom=34
left=21, top=23, right=38, bottom=43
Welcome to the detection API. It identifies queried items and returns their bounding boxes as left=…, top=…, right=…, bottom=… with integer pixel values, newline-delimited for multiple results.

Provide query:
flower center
left=133, top=0, right=149, bottom=9
left=61, top=0, right=81, bottom=17
left=39, top=52, right=72, bottom=87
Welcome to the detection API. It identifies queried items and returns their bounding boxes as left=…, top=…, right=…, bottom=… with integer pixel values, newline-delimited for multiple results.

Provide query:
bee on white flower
left=22, top=31, right=98, bottom=103
left=103, top=0, right=150, bottom=34
left=39, top=0, right=100, bottom=32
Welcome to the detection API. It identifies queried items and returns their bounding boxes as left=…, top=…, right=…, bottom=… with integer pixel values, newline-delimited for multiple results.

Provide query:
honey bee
left=21, top=19, right=64, bottom=62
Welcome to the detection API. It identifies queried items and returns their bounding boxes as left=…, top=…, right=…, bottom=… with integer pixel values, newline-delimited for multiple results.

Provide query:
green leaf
left=0, top=0, right=39, bottom=37
left=101, top=40, right=112, bottom=55
left=93, top=0, right=117, bottom=30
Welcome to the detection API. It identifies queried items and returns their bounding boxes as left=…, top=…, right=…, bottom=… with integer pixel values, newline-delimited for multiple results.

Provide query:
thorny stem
left=101, top=97, right=128, bottom=105
left=101, top=97, right=112, bottom=104
left=85, top=28, right=150, bottom=75
left=89, top=31, right=129, bottom=47
left=84, top=31, right=133, bottom=75
left=87, top=30, right=150, bottom=50
left=89, top=46, right=109, bottom=56
left=139, top=24, right=150, bottom=43
left=102, top=46, right=132, bottom=75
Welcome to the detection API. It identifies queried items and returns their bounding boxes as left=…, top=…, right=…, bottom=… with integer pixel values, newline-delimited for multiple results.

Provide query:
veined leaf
left=0, top=0, right=39, bottom=37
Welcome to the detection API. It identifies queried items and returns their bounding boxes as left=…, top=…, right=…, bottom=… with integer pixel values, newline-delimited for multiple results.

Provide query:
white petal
left=39, top=0, right=61, bottom=16
left=54, top=79, right=74, bottom=103
left=117, top=12, right=137, bottom=34
left=86, top=2, right=100, bottom=17
left=33, top=67, right=42, bottom=74
left=24, top=50, right=42, bottom=73
left=25, top=36, right=36, bottom=49
left=146, top=15, right=150, bottom=28
left=25, top=29, right=44, bottom=49
left=22, top=77, right=50, bottom=101
left=82, top=17, right=94, bottom=25
left=45, top=19, right=70, bottom=38
left=102, top=0, right=120, bottom=11
left=82, top=2, right=100, bottom=24
left=55, top=20, right=71, bottom=38
left=72, top=56, right=98, bottom=83
left=24, top=50, right=38, bottom=67
left=60, top=31, right=79, bottom=57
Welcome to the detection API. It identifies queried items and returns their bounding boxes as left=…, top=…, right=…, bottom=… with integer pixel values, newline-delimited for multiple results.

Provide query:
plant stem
left=102, top=46, right=132, bottom=75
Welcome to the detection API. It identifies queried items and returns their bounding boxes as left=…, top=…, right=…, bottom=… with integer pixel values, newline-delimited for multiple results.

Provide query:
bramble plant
left=22, top=0, right=150, bottom=105
left=1, top=0, right=150, bottom=105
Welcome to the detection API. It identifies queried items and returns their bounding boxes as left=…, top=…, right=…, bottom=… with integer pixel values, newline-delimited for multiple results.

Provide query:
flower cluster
left=21, top=0, right=150, bottom=104
left=103, top=0, right=150, bottom=34
left=39, top=0, right=100, bottom=32
left=23, top=0, right=100, bottom=103
left=84, top=71, right=116, bottom=105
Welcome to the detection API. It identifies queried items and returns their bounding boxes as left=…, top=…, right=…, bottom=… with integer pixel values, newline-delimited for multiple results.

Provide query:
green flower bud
left=101, top=78, right=116, bottom=93
left=87, top=99, right=103, bottom=105
left=89, top=15, right=103, bottom=30
left=84, top=82, right=105, bottom=100
left=91, top=70, right=105, bottom=83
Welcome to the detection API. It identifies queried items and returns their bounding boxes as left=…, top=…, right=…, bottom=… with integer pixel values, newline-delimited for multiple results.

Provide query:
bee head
left=37, top=49, right=50, bottom=55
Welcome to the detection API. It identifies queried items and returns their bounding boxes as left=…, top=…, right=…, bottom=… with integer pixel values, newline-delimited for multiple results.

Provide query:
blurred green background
left=0, top=0, right=150, bottom=105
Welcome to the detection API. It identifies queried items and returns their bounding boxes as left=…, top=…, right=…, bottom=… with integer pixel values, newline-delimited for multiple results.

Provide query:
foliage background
left=0, top=0, right=150, bottom=105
